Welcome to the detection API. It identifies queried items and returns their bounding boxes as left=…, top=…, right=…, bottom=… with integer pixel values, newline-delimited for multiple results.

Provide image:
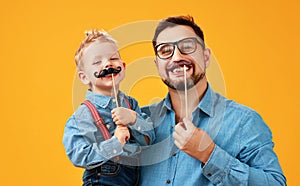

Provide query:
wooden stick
left=184, top=65, right=188, bottom=119
left=112, top=73, right=128, bottom=140
left=111, top=73, right=119, bottom=107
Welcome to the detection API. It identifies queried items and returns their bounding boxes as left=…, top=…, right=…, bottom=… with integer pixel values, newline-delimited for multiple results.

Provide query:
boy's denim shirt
left=139, top=84, right=286, bottom=186
left=63, top=90, right=155, bottom=170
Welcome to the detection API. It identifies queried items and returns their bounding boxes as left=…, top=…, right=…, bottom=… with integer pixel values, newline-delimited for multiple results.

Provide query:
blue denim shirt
left=63, top=90, right=155, bottom=170
left=139, top=84, right=286, bottom=186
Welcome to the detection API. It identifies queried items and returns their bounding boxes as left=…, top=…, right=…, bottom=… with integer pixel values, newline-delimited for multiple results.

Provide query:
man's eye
left=160, top=45, right=173, bottom=54
left=182, top=42, right=193, bottom=50
left=111, top=58, right=119, bottom=60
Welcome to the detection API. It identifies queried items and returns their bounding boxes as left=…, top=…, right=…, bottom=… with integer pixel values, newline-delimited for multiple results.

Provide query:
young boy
left=63, top=29, right=155, bottom=186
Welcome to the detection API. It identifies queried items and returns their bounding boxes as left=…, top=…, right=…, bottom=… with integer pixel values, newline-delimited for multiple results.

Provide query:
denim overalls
left=82, top=156, right=139, bottom=186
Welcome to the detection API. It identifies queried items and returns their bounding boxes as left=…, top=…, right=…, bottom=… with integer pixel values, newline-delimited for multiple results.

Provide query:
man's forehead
left=156, top=25, right=198, bottom=43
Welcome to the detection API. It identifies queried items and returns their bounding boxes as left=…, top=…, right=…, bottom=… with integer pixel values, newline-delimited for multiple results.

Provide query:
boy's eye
left=93, top=61, right=101, bottom=65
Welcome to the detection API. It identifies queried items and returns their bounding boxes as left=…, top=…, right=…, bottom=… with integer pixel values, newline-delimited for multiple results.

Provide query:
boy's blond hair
left=75, top=29, right=117, bottom=69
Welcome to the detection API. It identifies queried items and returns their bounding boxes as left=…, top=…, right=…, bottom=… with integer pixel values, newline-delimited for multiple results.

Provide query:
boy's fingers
left=117, top=124, right=127, bottom=128
left=111, top=107, right=122, bottom=114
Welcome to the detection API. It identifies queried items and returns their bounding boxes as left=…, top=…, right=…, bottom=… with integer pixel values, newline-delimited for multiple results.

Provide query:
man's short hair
left=152, top=15, right=205, bottom=49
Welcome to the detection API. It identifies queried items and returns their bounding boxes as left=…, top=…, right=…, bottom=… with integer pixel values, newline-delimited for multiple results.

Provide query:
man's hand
left=111, top=107, right=137, bottom=125
left=114, top=125, right=130, bottom=147
left=173, top=118, right=215, bottom=163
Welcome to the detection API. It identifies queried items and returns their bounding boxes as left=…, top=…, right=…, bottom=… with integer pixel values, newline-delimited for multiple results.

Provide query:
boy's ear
left=78, top=70, right=90, bottom=85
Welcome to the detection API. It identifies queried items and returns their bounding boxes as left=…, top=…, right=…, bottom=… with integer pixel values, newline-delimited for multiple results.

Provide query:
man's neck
left=169, top=79, right=208, bottom=123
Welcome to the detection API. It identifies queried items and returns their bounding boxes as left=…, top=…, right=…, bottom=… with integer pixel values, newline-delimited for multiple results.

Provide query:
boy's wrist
left=115, top=135, right=126, bottom=147
left=130, top=110, right=137, bottom=125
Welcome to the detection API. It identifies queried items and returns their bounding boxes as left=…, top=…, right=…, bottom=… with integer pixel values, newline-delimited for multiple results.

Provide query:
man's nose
left=171, top=46, right=184, bottom=61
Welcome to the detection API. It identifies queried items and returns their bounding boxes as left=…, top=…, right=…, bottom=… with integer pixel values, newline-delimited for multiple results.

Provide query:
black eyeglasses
left=155, top=37, right=204, bottom=59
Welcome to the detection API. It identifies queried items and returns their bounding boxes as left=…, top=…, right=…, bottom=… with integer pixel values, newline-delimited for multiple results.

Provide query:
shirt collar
left=161, top=83, right=215, bottom=117
left=85, top=89, right=125, bottom=108
left=198, top=83, right=214, bottom=117
left=163, top=93, right=172, bottom=111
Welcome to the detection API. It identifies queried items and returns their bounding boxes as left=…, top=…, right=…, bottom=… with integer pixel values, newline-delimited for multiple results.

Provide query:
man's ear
left=154, top=58, right=158, bottom=66
left=78, top=70, right=90, bottom=85
left=203, top=48, right=211, bottom=68
left=122, top=62, right=126, bottom=69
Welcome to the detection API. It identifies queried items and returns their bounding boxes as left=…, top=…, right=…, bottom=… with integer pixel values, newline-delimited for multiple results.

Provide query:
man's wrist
left=202, top=142, right=215, bottom=163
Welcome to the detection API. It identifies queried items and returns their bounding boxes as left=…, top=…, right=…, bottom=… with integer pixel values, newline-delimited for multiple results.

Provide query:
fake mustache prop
left=94, top=66, right=122, bottom=78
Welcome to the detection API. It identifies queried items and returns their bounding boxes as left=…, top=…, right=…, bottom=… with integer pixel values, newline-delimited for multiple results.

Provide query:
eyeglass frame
left=154, top=37, right=205, bottom=60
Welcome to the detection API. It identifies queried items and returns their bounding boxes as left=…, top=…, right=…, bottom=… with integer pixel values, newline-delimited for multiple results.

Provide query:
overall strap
left=123, top=97, right=132, bottom=110
left=82, top=100, right=111, bottom=140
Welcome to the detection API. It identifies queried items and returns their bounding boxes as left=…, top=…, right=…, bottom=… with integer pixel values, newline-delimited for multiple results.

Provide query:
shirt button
left=171, top=152, right=176, bottom=156
left=137, top=126, right=141, bottom=131
left=166, top=179, right=171, bottom=184
left=112, top=99, right=116, bottom=102
left=113, top=149, right=117, bottom=154
left=106, top=124, right=110, bottom=129
left=207, top=173, right=212, bottom=177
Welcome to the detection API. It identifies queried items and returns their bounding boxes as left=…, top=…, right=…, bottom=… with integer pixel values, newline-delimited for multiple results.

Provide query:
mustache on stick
left=94, top=66, right=122, bottom=78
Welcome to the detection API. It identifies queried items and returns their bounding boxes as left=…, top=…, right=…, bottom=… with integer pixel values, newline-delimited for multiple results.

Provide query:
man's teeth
left=172, top=66, right=190, bottom=73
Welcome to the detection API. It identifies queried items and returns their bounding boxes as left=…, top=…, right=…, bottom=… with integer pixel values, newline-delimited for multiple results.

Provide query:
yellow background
left=0, top=0, right=299, bottom=185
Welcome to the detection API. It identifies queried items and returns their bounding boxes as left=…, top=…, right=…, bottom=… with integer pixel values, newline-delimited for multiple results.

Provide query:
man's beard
left=162, top=71, right=205, bottom=91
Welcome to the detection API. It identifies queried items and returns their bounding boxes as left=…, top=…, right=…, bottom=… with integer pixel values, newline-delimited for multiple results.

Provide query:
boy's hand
left=111, top=107, right=137, bottom=125
left=114, top=125, right=130, bottom=147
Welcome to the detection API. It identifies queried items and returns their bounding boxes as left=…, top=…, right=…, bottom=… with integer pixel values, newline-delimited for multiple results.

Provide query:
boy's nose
left=103, top=59, right=113, bottom=68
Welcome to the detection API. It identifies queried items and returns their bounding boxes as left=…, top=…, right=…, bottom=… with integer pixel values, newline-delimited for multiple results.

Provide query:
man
left=139, top=15, right=286, bottom=185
